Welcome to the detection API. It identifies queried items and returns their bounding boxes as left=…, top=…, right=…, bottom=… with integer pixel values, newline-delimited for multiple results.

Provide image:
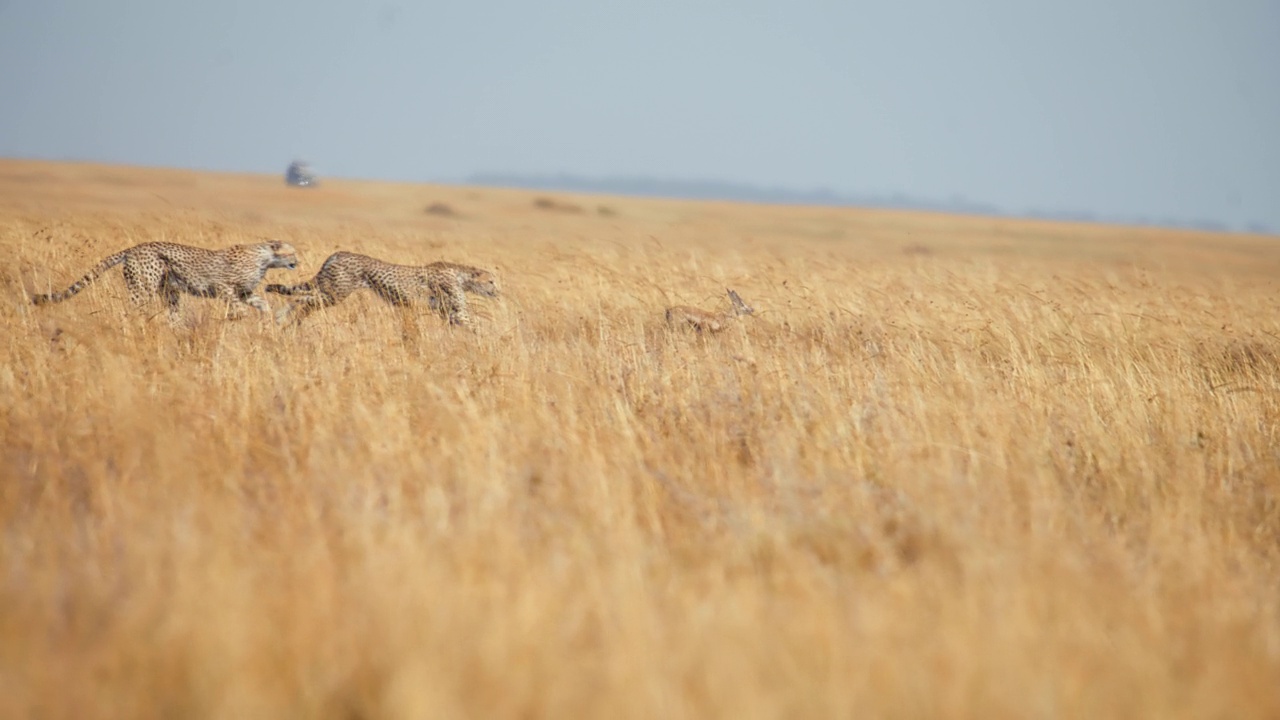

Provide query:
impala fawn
left=665, top=289, right=755, bottom=334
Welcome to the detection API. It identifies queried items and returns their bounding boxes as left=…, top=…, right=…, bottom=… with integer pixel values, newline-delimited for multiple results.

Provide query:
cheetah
left=264, top=251, right=499, bottom=327
left=30, top=240, right=299, bottom=320
left=665, top=289, right=755, bottom=334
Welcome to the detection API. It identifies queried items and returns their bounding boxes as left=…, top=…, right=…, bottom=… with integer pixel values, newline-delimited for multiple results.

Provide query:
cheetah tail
left=263, top=279, right=318, bottom=296
left=30, top=249, right=130, bottom=305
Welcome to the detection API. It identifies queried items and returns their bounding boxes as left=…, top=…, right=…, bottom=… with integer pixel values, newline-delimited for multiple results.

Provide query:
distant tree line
left=466, top=172, right=1272, bottom=236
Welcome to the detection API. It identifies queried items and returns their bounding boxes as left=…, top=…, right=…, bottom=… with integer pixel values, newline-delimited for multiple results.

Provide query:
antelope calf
left=665, top=289, right=755, bottom=334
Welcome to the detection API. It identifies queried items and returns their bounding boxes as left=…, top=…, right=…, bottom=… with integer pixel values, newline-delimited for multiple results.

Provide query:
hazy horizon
left=1, top=1, right=1276, bottom=231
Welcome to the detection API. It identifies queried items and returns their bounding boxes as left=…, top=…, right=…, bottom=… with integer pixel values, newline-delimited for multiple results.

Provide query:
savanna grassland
left=2, top=159, right=1279, bottom=719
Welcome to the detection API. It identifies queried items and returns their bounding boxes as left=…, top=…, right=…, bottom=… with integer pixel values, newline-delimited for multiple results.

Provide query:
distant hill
left=464, top=172, right=1272, bottom=236
left=466, top=172, right=1001, bottom=217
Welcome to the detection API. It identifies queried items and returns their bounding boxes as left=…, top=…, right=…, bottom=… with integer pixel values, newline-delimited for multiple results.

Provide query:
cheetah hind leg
left=123, top=261, right=166, bottom=320
left=159, top=278, right=184, bottom=326
left=365, top=281, right=423, bottom=342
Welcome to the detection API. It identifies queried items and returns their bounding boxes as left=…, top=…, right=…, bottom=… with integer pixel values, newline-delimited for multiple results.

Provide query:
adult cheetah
left=30, top=240, right=299, bottom=320
left=264, top=251, right=499, bottom=327
left=665, top=289, right=755, bottom=334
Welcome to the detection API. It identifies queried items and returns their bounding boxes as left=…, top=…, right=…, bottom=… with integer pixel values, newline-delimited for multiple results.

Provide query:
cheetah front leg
left=214, top=285, right=272, bottom=320
left=277, top=292, right=332, bottom=326
left=241, top=292, right=272, bottom=315
left=429, top=278, right=470, bottom=327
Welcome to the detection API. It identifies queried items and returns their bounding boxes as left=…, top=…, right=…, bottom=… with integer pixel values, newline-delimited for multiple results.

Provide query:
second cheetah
left=30, top=240, right=299, bottom=320
left=665, top=289, right=755, bottom=334
left=265, top=251, right=499, bottom=326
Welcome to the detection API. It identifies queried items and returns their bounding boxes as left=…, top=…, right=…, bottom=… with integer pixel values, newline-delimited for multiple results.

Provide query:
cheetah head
left=464, top=269, right=499, bottom=298
left=265, top=240, right=299, bottom=270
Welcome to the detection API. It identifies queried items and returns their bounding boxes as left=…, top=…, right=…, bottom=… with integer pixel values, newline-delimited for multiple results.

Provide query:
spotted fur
left=30, top=240, right=299, bottom=320
left=265, top=251, right=499, bottom=327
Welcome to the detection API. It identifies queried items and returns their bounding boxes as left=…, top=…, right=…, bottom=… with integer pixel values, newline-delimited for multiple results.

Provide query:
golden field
left=1, top=159, right=1278, bottom=719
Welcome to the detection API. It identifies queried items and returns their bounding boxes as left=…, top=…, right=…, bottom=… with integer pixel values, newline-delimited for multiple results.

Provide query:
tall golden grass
left=2, top=160, right=1279, bottom=719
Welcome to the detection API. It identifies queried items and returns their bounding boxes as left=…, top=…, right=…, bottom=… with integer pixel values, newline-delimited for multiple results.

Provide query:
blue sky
left=1, top=0, right=1276, bottom=228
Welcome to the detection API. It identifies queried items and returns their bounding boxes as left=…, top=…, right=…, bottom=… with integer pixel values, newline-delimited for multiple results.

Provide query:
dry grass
left=2, top=159, right=1279, bottom=719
